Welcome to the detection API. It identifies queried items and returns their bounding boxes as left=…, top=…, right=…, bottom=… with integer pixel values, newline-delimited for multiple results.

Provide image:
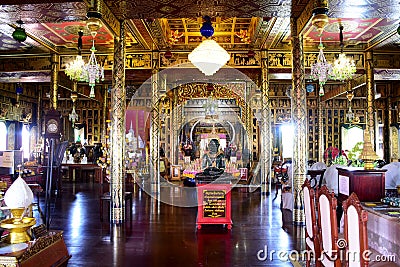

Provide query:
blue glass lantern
left=200, top=16, right=214, bottom=38
left=16, top=84, right=23, bottom=95
left=306, top=84, right=314, bottom=93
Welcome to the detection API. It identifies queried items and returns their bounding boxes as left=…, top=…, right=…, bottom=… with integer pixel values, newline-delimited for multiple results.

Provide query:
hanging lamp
left=65, top=31, right=85, bottom=81
left=310, top=38, right=333, bottom=96
left=12, top=20, right=27, bottom=43
left=188, top=16, right=230, bottom=76
left=331, top=25, right=356, bottom=81
left=80, top=10, right=104, bottom=98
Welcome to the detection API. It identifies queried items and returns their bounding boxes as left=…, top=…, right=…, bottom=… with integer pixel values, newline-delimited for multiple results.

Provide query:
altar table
left=61, top=163, right=103, bottom=183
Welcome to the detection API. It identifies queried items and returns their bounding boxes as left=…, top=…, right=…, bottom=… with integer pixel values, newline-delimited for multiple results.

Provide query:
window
left=22, top=125, right=30, bottom=159
left=281, top=124, right=294, bottom=160
left=341, top=125, right=364, bottom=154
left=0, top=122, right=6, bottom=151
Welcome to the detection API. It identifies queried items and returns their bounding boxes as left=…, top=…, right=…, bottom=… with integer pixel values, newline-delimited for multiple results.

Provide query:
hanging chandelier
left=65, top=55, right=85, bottom=81
left=81, top=39, right=104, bottom=97
left=188, top=16, right=230, bottom=76
left=80, top=10, right=104, bottom=98
left=310, top=38, right=332, bottom=96
left=345, top=90, right=355, bottom=123
left=332, top=53, right=356, bottom=81
left=69, top=92, right=79, bottom=127
left=203, top=94, right=219, bottom=119
left=331, top=25, right=356, bottom=81
left=65, top=31, right=85, bottom=81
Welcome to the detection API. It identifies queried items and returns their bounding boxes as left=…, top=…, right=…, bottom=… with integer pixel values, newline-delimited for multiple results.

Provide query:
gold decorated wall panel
left=0, top=57, right=51, bottom=72
left=267, top=51, right=364, bottom=69
left=374, top=54, right=400, bottom=69
left=159, top=52, right=261, bottom=68
left=268, top=83, right=382, bottom=161
left=60, top=53, right=152, bottom=71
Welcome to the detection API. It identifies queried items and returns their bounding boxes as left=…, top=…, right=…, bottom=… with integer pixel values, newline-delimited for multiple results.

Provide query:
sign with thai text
left=203, top=190, right=226, bottom=218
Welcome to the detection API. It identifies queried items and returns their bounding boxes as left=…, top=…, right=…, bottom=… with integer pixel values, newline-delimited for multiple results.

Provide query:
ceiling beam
left=8, top=23, right=58, bottom=54
left=296, top=0, right=315, bottom=35
left=85, top=0, right=121, bottom=37
left=321, top=75, right=366, bottom=101
left=126, top=20, right=152, bottom=50
left=58, top=84, right=100, bottom=102
left=366, top=28, right=398, bottom=51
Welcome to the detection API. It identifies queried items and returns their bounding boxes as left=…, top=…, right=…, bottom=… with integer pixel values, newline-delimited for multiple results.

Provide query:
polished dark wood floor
left=34, top=182, right=304, bottom=267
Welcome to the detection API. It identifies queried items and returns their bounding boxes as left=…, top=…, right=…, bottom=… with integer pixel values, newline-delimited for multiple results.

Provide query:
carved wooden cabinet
left=0, top=231, right=70, bottom=267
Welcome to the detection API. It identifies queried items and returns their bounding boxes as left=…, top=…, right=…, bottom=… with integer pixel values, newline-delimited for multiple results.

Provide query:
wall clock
left=44, top=109, right=61, bottom=139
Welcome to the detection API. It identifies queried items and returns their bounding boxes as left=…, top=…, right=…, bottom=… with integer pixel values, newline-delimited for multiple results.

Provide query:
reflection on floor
left=33, top=181, right=304, bottom=267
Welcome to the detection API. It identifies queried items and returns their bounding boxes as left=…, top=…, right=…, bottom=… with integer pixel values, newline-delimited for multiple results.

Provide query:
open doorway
left=341, top=125, right=364, bottom=160
left=281, top=123, right=294, bottom=160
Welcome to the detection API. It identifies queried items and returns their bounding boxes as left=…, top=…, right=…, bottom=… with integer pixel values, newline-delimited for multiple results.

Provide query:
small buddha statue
left=201, top=138, right=225, bottom=170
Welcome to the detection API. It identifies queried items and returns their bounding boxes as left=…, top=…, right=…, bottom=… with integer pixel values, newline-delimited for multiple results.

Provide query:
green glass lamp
left=12, top=20, right=27, bottom=43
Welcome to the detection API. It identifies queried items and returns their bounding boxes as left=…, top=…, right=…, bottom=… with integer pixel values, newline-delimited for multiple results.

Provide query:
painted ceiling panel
left=0, top=0, right=398, bottom=58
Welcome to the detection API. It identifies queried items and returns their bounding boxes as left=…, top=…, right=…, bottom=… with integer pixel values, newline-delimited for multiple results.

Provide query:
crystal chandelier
left=81, top=39, right=104, bottom=98
left=65, top=31, right=85, bottom=81
left=80, top=10, right=104, bottom=98
left=331, top=25, right=356, bottom=81
left=188, top=16, right=230, bottom=76
left=310, top=38, right=332, bottom=96
left=65, top=55, right=85, bottom=81
left=203, top=95, right=219, bottom=119
left=345, top=91, right=354, bottom=123
left=332, top=53, right=356, bottom=81
left=69, top=92, right=79, bottom=127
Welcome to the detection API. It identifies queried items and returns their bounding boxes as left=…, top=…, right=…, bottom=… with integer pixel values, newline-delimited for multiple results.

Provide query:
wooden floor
left=34, top=181, right=304, bottom=267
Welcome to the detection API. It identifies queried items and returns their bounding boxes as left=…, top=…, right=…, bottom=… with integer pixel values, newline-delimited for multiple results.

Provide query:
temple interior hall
left=0, top=0, right=400, bottom=266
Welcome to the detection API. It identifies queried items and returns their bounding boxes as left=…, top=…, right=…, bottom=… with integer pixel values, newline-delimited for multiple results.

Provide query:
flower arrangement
left=324, top=146, right=348, bottom=166
left=346, top=141, right=365, bottom=167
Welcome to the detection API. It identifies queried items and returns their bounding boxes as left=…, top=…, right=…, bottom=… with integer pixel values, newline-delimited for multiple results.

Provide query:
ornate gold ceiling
left=0, top=0, right=399, bottom=53
left=0, top=0, right=399, bottom=84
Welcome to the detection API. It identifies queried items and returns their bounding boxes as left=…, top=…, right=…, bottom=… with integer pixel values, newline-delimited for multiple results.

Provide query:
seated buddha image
left=201, top=138, right=225, bottom=170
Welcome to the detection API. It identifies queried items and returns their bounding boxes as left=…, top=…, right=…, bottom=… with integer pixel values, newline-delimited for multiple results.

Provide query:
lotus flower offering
left=1, top=176, right=36, bottom=243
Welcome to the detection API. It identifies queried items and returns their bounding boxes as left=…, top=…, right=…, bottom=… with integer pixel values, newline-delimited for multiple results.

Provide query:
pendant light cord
left=339, top=25, right=344, bottom=53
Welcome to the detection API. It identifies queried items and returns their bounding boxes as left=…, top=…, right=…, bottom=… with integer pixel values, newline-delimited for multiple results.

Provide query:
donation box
left=196, top=183, right=232, bottom=229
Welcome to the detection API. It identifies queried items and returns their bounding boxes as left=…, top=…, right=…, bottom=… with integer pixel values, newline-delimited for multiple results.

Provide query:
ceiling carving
left=0, top=0, right=399, bottom=84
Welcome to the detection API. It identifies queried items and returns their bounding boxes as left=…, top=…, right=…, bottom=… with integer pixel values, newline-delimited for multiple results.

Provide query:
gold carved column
left=171, top=86, right=179, bottom=164
left=110, top=20, right=126, bottom=224
left=50, top=54, right=59, bottom=109
left=245, top=82, right=253, bottom=161
left=176, top=92, right=183, bottom=164
left=291, top=18, right=307, bottom=225
left=102, top=85, right=108, bottom=144
left=260, top=50, right=271, bottom=194
left=365, top=51, right=375, bottom=136
left=150, top=52, right=160, bottom=186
